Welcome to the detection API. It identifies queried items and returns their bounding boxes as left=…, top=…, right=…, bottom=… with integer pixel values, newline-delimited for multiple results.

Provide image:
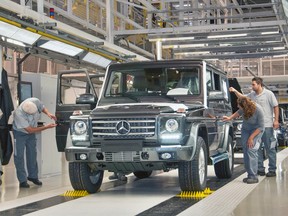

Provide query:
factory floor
left=1, top=148, right=288, bottom=216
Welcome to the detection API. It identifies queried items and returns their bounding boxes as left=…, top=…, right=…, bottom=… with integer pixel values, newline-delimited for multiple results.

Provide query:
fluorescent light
left=207, top=34, right=247, bottom=39
left=40, top=40, right=83, bottom=56
left=83, top=52, right=111, bottom=68
left=261, top=31, right=279, bottom=35
left=175, top=51, right=210, bottom=55
left=272, top=54, right=288, bottom=58
left=83, top=52, right=101, bottom=63
left=149, top=37, right=194, bottom=42
left=11, top=29, right=41, bottom=45
left=273, top=47, right=285, bottom=50
left=6, top=38, right=26, bottom=47
left=0, top=21, right=41, bottom=45
left=163, top=43, right=208, bottom=49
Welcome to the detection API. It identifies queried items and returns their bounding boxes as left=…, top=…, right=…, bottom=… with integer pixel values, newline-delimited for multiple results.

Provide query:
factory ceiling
left=0, top=0, right=288, bottom=69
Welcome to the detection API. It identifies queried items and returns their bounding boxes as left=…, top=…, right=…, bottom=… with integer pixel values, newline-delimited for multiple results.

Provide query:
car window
left=221, top=77, right=229, bottom=101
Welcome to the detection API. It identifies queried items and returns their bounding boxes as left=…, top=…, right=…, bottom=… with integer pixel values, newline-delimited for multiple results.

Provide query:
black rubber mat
left=136, top=164, right=245, bottom=216
left=0, top=164, right=245, bottom=216
left=0, top=196, right=77, bottom=216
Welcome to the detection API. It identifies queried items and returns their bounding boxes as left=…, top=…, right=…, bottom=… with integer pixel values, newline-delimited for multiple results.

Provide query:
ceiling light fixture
left=0, top=21, right=41, bottom=45
left=39, top=40, right=84, bottom=56
left=273, top=47, right=285, bottom=50
left=261, top=31, right=279, bottom=35
left=207, top=34, right=247, bottom=39
left=6, top=38, right=26, bottom=47
left=149, top=37, right=195, bottom=42
left=83, top=52, right=112, bottom=68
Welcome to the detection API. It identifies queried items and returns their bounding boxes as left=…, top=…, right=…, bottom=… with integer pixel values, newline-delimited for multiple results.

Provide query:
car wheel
left=178, top=136, right=207, bottom=191
left=69, top=162, right=104, bottom=194
left=133, top=171, right=152, bottom=179
left=214, top=135, right=234, bottom=178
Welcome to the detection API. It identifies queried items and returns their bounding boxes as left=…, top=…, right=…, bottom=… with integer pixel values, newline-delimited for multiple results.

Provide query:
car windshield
left=104, top=67, right=200, bottom=101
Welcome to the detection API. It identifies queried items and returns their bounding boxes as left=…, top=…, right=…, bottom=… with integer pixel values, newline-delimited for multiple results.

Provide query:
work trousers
left=13, top=130, right=38, bottom=183
left=258, top=127, right=277, bottom=173
left=242, top=129, right=263, bottom=179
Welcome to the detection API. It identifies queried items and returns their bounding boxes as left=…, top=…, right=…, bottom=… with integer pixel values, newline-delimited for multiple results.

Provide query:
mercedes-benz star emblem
left=115, top=120, right=131, bottom=135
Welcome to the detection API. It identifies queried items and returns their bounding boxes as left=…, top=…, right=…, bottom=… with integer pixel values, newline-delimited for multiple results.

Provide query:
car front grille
left=91, top=117, right=156, bottom=138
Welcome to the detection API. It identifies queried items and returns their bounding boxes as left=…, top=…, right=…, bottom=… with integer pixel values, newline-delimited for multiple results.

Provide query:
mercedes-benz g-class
left=56, top=60, right=236, bottom=193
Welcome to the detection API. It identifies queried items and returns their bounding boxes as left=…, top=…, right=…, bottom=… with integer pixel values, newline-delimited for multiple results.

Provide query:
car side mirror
left=76, top=93, right=97, bottom=105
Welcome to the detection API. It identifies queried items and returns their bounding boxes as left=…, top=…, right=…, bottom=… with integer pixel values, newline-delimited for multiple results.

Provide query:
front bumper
left=65, top=145, right=194, bottom=164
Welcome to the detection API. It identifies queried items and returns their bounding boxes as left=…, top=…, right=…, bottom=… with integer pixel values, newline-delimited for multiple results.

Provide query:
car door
left=55, top=70, right=103, bottom=152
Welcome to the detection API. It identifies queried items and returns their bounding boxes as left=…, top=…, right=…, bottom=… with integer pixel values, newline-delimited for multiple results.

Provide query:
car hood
left=91, top=102, right=204, bottom=116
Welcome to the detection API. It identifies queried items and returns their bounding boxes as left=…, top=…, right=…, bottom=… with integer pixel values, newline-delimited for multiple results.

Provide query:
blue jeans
left=242, top=129, right=263, bottom=179
left=13, top=130, right=38, bottom=183
left=258, top=127, right=277, bottom=173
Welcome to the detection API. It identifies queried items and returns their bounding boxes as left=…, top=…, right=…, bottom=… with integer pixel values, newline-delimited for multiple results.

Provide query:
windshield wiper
left=119, top=92, right=141, bottom=102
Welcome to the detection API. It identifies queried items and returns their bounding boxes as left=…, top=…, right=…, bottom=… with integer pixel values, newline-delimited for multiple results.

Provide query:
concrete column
left=21, top=0, right=32, bottom=8
left=67, top=0, right=72, bottom=15
left=179, top=0, right=184, bottom=27
left=156, top=40, right=162, bottom=60
left=37, top=0, right=44, bottom=14
left=86, top=0, right=89, bottom=24
left=20, top=0, right=25, bottom=6
left=106, top=0, right=114, bottom=44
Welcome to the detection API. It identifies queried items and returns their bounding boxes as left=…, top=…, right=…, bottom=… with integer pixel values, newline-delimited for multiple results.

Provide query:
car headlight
left=74, top=121, right=87, bottom=135
left=159, top=115, right=184, bottom=144
left=70, top=116, right=90, bottom=145
left=165, top=119, right=179, bottom=132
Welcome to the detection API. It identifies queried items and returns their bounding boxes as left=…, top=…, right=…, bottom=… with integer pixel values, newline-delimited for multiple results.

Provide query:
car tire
left=69, top=162, right=104, bottom=194
left=178, top=136, right=207, bottom=191
left=214, top=135, right=234, bottom=178
left=133, top=171, right=153, bottom=179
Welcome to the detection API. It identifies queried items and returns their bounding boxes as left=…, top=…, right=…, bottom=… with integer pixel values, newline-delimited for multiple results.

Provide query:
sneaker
left=257, top=170, right=266, bottom=176
left=19, top=181, right=30, bottom=188
left=0, top=179, right=2, bottom=186
left=266, top=171, right=276, bottom=177
left=27, top=177, right=42, bottom=186
left=243, top=177, right=249, bottom=183
left=246, top=178, right=259, bottom=184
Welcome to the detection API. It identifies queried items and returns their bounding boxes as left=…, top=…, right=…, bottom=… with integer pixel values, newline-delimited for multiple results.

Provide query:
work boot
left=266, top=171, right=276, bottom=177
left=28, top=177, right=43, bottom=186
left=257, top=170, right=266, bottom=176
left=242, top=177, right=248, bottom=183
left=246, top=178, right=259, bottom=184
left=19, top=181, right=30, bottom=188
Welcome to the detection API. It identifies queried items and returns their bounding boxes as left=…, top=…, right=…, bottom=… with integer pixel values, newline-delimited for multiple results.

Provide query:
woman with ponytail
left=223, top=96, right=264, bottom=184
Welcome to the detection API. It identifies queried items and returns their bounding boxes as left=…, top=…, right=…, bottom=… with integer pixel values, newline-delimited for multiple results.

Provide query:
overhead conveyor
left=0, top=0, right=149, bottom=71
